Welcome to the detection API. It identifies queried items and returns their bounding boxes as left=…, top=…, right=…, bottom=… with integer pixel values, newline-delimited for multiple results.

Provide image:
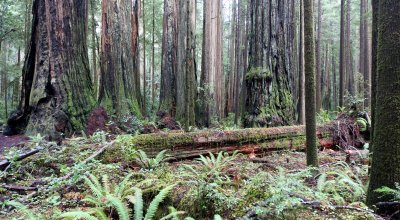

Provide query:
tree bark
left=315, top=0, right=322, bottom=112
left=244, top=0, right=295, bottom=128
left=304, top=0, right=318, bottom=167
left=159, top=0, right=177, bottom=117
left=176, top=0, right=196, bottom=130
left=367, top=0, right=400, bottom=205
left=370, top=0, right=378, bottom=148
left=298, top=0, right=305, bottom=124
left=99, top=0, right=142, bottom=117
left=339, top=0, right=346, bottom=107
left=199, top=0, right=224, bottom=127
left=5, top=0, right=96, bottom=138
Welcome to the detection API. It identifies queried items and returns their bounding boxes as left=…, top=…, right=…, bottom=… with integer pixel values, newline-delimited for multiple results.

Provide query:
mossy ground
left=0, top=132, right=376, bottom=220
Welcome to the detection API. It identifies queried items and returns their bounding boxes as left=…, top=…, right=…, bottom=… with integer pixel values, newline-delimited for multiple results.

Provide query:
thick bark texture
left=315, top=0, right=322, bottom=111
left=298, top=0, right=305, bottom=124
left=176, top=0, right=196, bottom=130
left=244, top=0, right=295, bottom=128
left=5, top=0, right=95, bottom=138
left=367, top=0, right=400, bottom=205
left=339, top=0, right=345, bottom=107
left=304, top=0, right=318, bottom=167
left=199, top=0, right=224, bottom=127
left=159, top=0, right=177, bottom=116
left=99, top=0, right=141, bottom=117
left=370, top=0, right=378, bottom=148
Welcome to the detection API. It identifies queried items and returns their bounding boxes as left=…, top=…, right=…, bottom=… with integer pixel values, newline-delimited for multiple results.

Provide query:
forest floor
left=0, top=127, right=390, bottom=220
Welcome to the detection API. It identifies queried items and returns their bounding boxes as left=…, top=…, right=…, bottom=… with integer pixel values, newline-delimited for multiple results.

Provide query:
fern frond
left=106, top=195, right=129, bottom=220
left=90, top=208, right=108, bottom=220
left=84, top=175, right=104, bottom=199
left=58, top=211, right=99, bottom=220
left=132, top=187, right=144, bottom=220
left=144, top=185, right=175, bottom=220
left=155, top=150, right=168, bottom=164
left=82, top=196, right=102, bottom=207
left=87, top=173, right=104, bottom=193
left=102, top=175, right=111, bottom=195
left=5, top=201, right=39, bottom=220
left=114, top=173, right=134, bottom=198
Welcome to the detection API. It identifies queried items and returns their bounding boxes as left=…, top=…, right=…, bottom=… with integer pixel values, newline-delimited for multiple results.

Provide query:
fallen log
left=0, top=147, right=43, bottom=170
left=107, top=125, right=330, bottom=160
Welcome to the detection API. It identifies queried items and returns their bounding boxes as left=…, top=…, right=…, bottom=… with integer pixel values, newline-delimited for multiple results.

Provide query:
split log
left=110, top=125, right=330, bottom=159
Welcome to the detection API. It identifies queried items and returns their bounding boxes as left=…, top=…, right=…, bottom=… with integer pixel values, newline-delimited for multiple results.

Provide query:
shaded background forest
left=0, top=0, right=371, bottom=133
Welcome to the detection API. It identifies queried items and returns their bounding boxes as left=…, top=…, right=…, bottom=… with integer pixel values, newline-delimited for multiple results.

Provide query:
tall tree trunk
left=132, top=0, right=142, bottom=112
left=151, top=0, right=156, bottom=111
left=367, top=0, right=400, bottom=205
left=233, top=0, right=244, bottom=125
left=363, top=0, right=370, bottom=108
left=142, top=0, right=147, bottom=116
left=176, top=0, right=196, bottom=130
left=339, top=0, right=346, bottom=107
left=298, top=0, right=305, bottom=124
left=159, top=0, right=177, bottom=117
left=315, top=0, right=322, bottom=112
left=5, top=0, right=95, bottom=138
left=90, top=0, right=98, bottom=98
left=199, top=0, right=224, bottom=127
left=226, top=1, right=237, bottom=114
left=346, top=0, right=353, bottom=95
left=99, top=0, right=142, bottom=117
left=244, top=0, right=295, bottom=128
left=370, top=0, right=378, bottom=148
left=304, top=0, right=318, bottom=167
left=333, top=45, right=337, bottom=109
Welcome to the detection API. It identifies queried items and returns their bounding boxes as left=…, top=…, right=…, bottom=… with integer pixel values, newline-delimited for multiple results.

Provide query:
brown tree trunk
left=142, top=0, right=147, bottom=117
left=159, top=0, right=177, bottom=117
left=132, top=0, right=142, bottom=112
left=244, top=0, right=295, bottom=128
left=5, top=0, right=95, bottom=138
left=298, top=0, right=305, bottom=124
left=362, top=0, right=370, bottom=108
left=176, top=0, right=196, bottom=130
left=346, top=0, right=354, bottom=95
left=304, top=0, right=318, bottom=167
left=90, top=0, right=98, bottom=98
left=315, top=0, right=322, bottom=112
left=199, top=0, right=224, bottom=127
left=226, top=1, right=237, bottom=114
left=151, top=0, right=156, bottom=112
left=339, top=0, right=346, bottom=107
left=99, top=0, right=142, bottom=117
left=370, top=0, right=378, bottom=147
left=367, top=0, right=400, bottom=205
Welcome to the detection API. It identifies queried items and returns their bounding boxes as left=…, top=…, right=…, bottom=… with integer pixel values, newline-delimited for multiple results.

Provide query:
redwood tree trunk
left=367, top=0, right=400, bottom=205
left=176, top=0, right=196, bottom=130
left=199, top=0, right=224, bottom=127
left=244, top=0, right=295, bottom=128
left=159, top=0, right=177, bottom=116
left=5, top=0, right=95, bottom=138
left=99, top=0, right=141, bottom=117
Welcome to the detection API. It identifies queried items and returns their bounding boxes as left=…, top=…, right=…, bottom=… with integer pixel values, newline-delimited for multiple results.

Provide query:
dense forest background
left=0, top=0, right=371, bottom=132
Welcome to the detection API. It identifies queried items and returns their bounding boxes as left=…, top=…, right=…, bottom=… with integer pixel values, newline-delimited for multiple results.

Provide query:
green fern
left=144, top=184, right=175, bottom=220
left=58, top=211, right=99, bottom=220
left=134, top=150, right=169, bottom=170
left=106, top=194, right=130, bottom=220
left=4, top=200, right=41, bottom=220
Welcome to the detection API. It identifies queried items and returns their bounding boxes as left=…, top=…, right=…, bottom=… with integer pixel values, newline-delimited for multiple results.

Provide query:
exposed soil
left=0, top=133, right=30, bottom=154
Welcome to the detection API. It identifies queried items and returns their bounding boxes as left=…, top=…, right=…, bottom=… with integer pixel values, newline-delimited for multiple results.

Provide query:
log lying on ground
left=0, top=147, right=43, bottom=170
left=109, top=125, right=330, bottom=160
